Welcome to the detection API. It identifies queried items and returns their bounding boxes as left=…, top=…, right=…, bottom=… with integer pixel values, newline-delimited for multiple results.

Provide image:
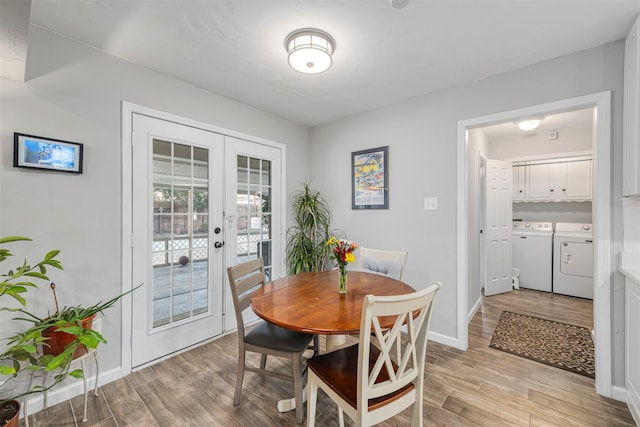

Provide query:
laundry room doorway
left=457, top=91, right=613, bottom=397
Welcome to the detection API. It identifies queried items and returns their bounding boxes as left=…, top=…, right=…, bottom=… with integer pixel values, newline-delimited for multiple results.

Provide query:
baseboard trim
left=22, top=366, right=122, bottom=416
left=428, top=331, right=459, bottom=349
left=467, top=297, right=481, bottom=324
left=610, top=385, right=628, bottom=402
left=625, top=386, right=640, bottom=426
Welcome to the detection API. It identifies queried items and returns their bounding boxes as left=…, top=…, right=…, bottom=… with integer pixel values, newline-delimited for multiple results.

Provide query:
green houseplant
left=0, top=235, right=63, bottom=426
left=285, top=182, right=337, bottom=274
left=0, top=236, right=138, bottom=426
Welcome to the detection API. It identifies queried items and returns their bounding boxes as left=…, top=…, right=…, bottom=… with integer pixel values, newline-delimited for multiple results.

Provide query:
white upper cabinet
left=526, top=162, right=555, bottom=201
left=623, top=14, right=640, bottom=197
left=520, top=158, right=592, bottom=202
left=512, top=164, right=525, bottom=201
left=559, top=159, right=592, bottom=200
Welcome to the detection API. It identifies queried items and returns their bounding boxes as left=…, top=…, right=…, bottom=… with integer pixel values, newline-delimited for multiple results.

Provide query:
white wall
left=513, top=201, right=592, bottom=225
left=0, top=26, right=309, bottom=381
left=309, top=41, right=626, bottom=385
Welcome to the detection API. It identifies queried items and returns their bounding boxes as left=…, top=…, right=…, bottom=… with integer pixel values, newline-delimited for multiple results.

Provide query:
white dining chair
left=356, top=247, right=408, bottom=281
left=306, top=282, right=440, bottom=427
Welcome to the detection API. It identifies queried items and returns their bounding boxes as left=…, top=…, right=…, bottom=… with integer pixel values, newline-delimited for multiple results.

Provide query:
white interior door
left=484, top=159, right=513, bottom=296
left=131, top=114, right=224, bottom=367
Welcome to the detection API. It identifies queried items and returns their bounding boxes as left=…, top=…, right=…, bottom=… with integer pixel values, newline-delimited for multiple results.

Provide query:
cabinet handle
left=562, top=188, right=566, bottom=192
left=550, top=189, right=554, bottom=192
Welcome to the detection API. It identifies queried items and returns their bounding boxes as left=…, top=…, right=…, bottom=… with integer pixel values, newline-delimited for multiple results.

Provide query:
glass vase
left=338, top=264, right=348, bottom=294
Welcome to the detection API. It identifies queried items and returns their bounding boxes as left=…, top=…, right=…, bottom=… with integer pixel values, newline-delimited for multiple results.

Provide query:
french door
left=128, top=112, right=284, bottom=368
left=131, top=114, right=224, bottom=367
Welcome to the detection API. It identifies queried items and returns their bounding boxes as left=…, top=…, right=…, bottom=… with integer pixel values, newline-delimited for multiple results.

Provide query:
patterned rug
left=489, top=311, right=595, bottom=378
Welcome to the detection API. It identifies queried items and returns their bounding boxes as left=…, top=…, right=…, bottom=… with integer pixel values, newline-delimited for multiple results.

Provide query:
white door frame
left=456, top=92, right=612, bottom=397
left=121, top=102, right=287, bottom=375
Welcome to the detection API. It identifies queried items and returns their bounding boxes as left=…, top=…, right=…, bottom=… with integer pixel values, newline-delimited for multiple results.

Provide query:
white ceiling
left=482, top=108, right=594, bottom=140
left=20, top=1, right=640, bottom=127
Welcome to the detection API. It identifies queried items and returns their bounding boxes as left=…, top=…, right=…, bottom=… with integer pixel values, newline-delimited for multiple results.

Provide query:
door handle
left=214, top=241, right=225, bottom=249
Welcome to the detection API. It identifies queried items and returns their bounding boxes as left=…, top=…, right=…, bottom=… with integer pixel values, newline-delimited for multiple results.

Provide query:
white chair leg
left=410, top=401, right=423, bottom=427
left=338, top=407, right=345, bottom=427
left=306, top=377, right=318, bottom=427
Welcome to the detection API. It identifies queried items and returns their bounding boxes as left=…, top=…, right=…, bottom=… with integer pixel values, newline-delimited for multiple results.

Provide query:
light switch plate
left=423, top=197, right=438, bottom=211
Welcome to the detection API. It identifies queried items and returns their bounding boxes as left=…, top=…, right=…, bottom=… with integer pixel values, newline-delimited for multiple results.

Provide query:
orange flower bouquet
left=326, top=236, right=358, bottom=293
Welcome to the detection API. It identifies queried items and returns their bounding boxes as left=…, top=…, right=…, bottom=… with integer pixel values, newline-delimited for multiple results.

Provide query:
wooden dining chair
left=356, top=247, right=408, bottom=281
left=227, top=258, right=316, bottom=424
left=306, top=282, right=440, bottom=427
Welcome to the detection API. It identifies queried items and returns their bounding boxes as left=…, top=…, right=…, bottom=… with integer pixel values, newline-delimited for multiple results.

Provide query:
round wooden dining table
left=250, top=270, right=416, bottom=415
left=251, top=270, right=416, bottom=336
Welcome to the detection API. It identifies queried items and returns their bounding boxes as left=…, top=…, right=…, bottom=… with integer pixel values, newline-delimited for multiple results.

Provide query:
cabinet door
left=623, top=15, right=640, bottom=196
left=560, top=160, right=592, bottom=200
left=525, top=163, right=555, bottom=201
left=512, top=165, right=525, bottom=201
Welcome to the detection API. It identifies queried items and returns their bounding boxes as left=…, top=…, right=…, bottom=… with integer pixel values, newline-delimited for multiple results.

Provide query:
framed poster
left=351, top=145, right=389, bottom=209
left=13, top=133, right=83, bottom=174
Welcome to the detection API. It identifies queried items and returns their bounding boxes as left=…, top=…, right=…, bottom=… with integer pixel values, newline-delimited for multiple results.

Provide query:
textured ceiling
left=24, top=0, right=640, bottom=127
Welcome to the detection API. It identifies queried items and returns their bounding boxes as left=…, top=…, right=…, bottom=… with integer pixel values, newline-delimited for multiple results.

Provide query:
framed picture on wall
left=13, top=133, right=83, bottom=174
left=351, top=145, right=389, bottom=209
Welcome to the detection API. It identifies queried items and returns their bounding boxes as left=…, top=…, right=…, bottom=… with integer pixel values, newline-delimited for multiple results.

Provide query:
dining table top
left=250, top=270, right=416, bottom=335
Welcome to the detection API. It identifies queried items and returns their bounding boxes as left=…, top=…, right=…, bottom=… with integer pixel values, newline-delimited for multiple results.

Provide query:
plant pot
left=0, top=400, right=20, bottom=427
left=42, top=314, right=96, bottom=359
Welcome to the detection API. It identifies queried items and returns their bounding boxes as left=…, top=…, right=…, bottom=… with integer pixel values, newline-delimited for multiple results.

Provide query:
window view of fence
left=152, top=140, right=209, bottom=327
left=236, top=155, right=272, bottom=280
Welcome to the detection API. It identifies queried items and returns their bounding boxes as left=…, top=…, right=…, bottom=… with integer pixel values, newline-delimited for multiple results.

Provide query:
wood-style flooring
left=23, top=289, right=635, bottom=426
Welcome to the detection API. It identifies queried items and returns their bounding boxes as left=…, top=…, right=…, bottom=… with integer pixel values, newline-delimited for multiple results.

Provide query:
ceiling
left=11, top=1, right=640, bottom=128
left=482, top=108, right=594, bottom=140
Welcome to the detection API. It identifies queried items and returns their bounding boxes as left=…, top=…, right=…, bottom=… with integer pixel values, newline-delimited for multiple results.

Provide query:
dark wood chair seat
left=307, top=343, right=414, bottom=411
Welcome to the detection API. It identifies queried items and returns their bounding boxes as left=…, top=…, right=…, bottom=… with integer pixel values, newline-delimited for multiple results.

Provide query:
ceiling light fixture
left=517, top=118, right=543, bottom=132
left=389, top=0, right=410, bottom=9
left=285, top=28, right=336, bottom=74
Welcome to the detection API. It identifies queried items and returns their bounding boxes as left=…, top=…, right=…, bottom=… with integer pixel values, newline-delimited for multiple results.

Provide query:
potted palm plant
left=285, top=182, right=339, bottom=274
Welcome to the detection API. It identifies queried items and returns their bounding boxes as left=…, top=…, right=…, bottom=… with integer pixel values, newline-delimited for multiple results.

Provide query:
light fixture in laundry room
left=285, top=28, right=336, bottom=74
left=516, top=117, right=544, bottom=131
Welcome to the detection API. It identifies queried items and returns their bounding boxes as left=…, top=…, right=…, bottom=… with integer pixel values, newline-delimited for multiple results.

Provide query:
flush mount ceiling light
left=517, top=118, right=543, bottom=131
left=285, top=28, right=336, bottom=74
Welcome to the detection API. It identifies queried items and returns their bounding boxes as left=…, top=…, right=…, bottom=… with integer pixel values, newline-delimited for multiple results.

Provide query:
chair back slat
left=357, top=282, right=440, bottom=403
left=227, top=258, right=266, bottom=329
left=356, top=247, right=408, bottom=281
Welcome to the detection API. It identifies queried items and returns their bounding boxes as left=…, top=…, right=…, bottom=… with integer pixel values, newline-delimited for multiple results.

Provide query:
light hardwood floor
left=23, top=289, right=635, bottom=426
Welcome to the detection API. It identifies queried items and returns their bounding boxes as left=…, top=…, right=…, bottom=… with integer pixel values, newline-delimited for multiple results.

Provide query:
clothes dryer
left=553, top=222, right=593, bottom=299
left=512, top=221, right=553, bottom=292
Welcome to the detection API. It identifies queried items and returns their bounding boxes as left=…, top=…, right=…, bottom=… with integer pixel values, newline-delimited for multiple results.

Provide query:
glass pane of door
left=236, top=154, right=272, bottom=280
left=152, top=140, right=209, bottom=327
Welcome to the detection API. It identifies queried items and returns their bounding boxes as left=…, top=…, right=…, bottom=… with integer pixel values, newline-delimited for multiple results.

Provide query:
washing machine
left=553, top=222, right=593, bottom=299
left=512, top=221, right=553, bottom=292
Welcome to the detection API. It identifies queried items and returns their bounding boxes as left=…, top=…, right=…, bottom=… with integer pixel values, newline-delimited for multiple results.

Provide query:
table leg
left=276, top=334, right=346, bottom=413
left=325, top=334, right=346, bottom=352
